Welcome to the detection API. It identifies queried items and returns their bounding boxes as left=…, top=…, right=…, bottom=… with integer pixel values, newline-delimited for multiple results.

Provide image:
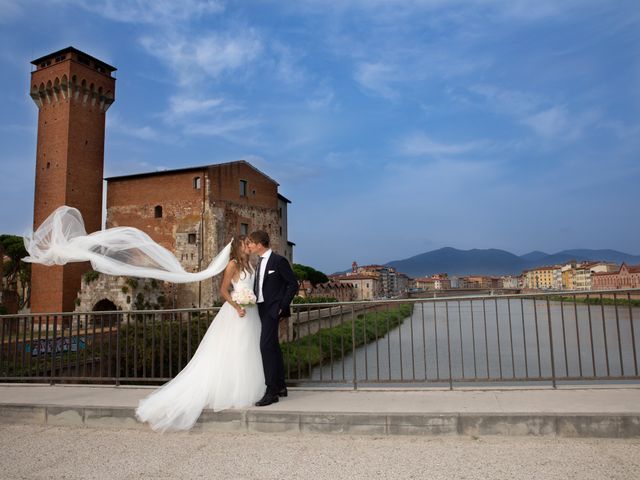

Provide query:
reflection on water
left=307, top=299, right=640, bottom=385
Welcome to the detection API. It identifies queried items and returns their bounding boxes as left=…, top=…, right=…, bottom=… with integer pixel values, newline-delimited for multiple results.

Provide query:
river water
left=306, top=299, right=640, bottom=385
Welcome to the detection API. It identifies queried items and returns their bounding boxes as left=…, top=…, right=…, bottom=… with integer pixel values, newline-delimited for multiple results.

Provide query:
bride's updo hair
left=230, top=235, right=253, bottom=276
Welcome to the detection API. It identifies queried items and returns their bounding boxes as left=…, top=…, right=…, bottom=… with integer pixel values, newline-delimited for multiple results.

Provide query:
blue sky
left=1, top=0, right=639, bottom=274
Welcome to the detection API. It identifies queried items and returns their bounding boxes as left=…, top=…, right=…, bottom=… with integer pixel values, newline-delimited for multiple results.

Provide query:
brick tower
left=29, top=47, right=116, bottom=313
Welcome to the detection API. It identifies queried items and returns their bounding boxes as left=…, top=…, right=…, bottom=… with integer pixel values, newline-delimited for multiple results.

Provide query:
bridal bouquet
left=232, top=288, right=257, bottom=307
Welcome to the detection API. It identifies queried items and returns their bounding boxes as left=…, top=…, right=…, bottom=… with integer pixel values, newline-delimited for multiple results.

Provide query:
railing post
left=351, top=305, right=357, bottom=390
left=115, top=312, right=121, bottom=386
left=546, top=297, right=557, bottom=389
left=445, top=301, right=453, bottom=390
left=50, top=315, right=57, bottom=386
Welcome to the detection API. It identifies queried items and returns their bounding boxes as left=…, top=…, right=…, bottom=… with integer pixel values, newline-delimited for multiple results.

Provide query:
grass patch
left=282, top=303, right=413, bottom=377
left=548, top=295, right=640, bottom=307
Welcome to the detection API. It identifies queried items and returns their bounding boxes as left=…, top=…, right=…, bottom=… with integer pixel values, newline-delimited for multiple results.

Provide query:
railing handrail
left=3, top=287, right=640, bottom=319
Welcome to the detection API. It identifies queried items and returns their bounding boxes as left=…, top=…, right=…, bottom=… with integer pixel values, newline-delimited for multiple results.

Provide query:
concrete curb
left=2, top=403, right=639, bottom=438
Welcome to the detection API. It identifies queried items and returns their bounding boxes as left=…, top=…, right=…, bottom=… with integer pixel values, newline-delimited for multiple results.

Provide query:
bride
left=135, top=236, right=266, bottom=432
left=22, top=206, right=266, bottom=432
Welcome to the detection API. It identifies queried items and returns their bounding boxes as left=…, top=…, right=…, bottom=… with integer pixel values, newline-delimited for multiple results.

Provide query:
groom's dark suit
left=256, top=251, right=298, bottom=395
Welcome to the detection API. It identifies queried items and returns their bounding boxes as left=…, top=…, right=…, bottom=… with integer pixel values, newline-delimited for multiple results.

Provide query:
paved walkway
left=1, top=383, right=640, bottom=437
left=2, top=424, right=639, bottom=479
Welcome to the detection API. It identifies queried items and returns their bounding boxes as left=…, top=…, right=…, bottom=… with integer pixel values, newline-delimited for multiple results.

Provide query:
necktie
left=254, top=256, right=263, bottom=297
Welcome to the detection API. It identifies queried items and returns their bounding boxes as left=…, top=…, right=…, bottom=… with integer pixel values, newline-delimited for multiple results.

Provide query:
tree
left=0, top=235, right=31, bottom=310
left=292, top=263, right=329, bottom=286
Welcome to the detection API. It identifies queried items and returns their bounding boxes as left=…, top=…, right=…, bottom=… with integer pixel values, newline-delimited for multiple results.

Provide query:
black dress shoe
left=278, top=387, right=288, bottom=397
left=255, top=393, right=279, bottom=407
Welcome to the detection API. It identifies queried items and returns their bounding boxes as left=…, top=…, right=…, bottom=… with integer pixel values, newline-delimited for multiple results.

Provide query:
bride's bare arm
left=220, top=261, right=245, bottom=317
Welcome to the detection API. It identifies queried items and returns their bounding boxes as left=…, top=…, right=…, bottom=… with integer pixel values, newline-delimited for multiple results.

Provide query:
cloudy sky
left=0, top=0, right=639, bottom=273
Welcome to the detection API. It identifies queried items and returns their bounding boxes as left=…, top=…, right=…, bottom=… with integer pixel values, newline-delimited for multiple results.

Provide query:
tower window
left=240, top=223, right=249, bottom=235
left=240, top=180, right=247, bottom=197
left=188, top=233, right=197, bottom=244
left=154, top=205, right=163, bottom=218
left=193, top=176, right=201, bottom=189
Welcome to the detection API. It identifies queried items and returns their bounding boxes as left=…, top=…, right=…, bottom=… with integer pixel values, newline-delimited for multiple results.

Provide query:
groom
left=248, top=230, right=298, bottom=406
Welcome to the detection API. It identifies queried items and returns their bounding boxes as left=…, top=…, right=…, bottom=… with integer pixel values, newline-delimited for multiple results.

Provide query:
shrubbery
left=292, top=296, right=338, bottom=304
left=117, top=313, right=212, bottom=379
left=549, top=295, right=640, bottom=307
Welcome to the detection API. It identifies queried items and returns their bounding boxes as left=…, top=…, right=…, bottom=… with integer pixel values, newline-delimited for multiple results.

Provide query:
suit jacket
left=260, top=252, right=298, bottom=319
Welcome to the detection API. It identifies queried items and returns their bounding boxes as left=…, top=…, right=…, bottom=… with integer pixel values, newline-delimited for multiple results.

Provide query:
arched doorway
left=91, top=298, right=118, bottom=328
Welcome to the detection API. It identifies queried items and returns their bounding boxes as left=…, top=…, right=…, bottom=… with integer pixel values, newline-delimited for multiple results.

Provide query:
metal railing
left=1, top=289, right=639, bottom=388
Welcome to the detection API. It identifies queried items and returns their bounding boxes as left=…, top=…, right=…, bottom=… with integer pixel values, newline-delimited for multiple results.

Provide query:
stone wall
left=74, top=272, right=167, bottom=314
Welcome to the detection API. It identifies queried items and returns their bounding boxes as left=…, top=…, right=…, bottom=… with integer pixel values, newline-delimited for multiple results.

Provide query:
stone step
left=1, top=403, right=639, bottom=438
left=1, top=383, right=639, bottom=438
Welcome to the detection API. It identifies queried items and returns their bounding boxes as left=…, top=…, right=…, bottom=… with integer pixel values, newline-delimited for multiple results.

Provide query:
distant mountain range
left=383, top=248, right=640, bottom=278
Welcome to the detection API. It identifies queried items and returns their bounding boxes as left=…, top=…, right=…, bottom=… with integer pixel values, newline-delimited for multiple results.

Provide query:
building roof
left=592, top=263, right=640, bottom=276
left=278, top=193, right=292, bottom=203
left=105, top=160, right=279, bottom=186
left=522, top=265, right=560, bottom=273
left=333, top=273, right=378, bottom=281
left=31, top=46, right=117, bottom=72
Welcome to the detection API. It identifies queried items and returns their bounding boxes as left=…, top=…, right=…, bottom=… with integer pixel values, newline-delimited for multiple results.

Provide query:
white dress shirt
left=257, top=249, right=272, bottom=303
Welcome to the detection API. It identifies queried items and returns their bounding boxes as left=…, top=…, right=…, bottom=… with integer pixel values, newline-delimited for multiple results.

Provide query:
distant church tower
left=29, top=47, right=116, bottom=313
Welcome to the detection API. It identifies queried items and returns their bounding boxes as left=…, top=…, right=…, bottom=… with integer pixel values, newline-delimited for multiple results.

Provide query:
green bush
left=549, top=295, right=640, bottom=307
left=83, top=270, right=100, bottom=283
left=117, top=313, right=213, bottom=378
left=293, top=296, right=338, bottom=304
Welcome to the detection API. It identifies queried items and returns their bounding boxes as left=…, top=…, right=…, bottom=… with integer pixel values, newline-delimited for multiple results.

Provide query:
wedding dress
left=135, top=270, right=266, bottom=432
left=22, top=206, right=266, bottom=432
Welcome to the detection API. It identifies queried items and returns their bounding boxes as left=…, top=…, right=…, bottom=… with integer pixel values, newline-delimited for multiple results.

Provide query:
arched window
left=193, top=176, right=201, bottom=189
left=154, top=205, right=163, bottom=218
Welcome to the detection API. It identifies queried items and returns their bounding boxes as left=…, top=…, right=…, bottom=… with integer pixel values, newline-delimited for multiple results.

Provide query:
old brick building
left=28, top=47, right=116, bottom=313
left=104, top=161, right=293, bottom=308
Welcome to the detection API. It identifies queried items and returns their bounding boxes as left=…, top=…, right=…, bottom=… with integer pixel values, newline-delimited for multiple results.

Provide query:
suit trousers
left=257, top=302, right=286, bottom=394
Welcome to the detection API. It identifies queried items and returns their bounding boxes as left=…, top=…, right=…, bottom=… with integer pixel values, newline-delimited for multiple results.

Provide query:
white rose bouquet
left=231, top=288, right=257, bottom=307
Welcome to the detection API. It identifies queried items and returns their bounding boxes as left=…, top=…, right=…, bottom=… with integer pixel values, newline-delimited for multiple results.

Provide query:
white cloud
left=107, top=113, right=176, bottom=143
left=140, top=29, right=263, bottom=86
left=186, top=117, right=261, bottom=140
left=399, top=132, right=486, bottom=157
left=270, top=42, right=307, bottom=85
left=168, top=95, right=225, bottom=118
left=354, top=62, right=398, bottom=99
left=523, top=106, right=572, bottom=139
left=469, top=84, right=599, bottom=141
left=306, top=84, right=336, bottom=109
left=73, top=0, right=223, bottom=24
left=290, top=0, right=589, bottom=22
left=469, top=84, right=539, bottom=117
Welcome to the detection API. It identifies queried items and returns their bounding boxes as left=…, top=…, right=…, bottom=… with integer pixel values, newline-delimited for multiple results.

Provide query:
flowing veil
left=23, top=205, right=231, bottom=282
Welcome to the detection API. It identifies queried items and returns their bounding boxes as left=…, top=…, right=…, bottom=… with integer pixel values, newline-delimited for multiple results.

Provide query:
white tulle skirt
left=135, top=303, right=265, bottom=432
